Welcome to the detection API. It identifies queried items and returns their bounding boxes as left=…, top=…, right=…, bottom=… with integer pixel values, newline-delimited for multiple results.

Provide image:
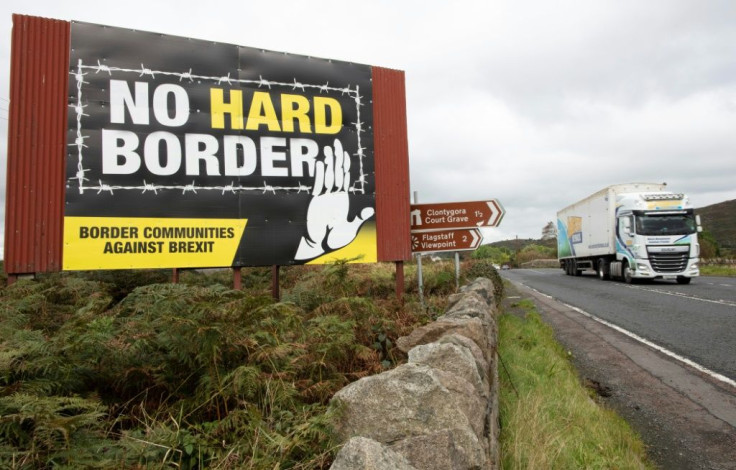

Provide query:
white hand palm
left=294, top=139, right=374, bottom=260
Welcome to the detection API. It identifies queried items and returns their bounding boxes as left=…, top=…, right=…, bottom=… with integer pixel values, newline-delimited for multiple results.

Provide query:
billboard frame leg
left=233, top=267, right=242, bottom=290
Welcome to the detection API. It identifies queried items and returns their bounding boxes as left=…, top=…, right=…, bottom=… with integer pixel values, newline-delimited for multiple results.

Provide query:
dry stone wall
left=330, top=278, right=501, bottom=470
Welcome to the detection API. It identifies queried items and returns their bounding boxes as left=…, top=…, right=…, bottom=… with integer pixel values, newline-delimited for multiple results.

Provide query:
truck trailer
left=557, top=183, right=701, bottom=284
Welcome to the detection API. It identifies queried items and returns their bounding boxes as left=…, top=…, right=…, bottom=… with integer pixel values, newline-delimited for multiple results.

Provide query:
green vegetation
left=0, top=258, right=655, bottom=468
left=514, top=244, right=556, bottom=266
left=471, top=244, right=513, bottom=265
left=697, top=199, right=736, bottom=257
left=0, top=260, right=488, bottom=469
left=474, top=238, right=557, bottom=267
left=700, top=264, right=736, bottom=277
left=499, top=298, right=653, bottom=469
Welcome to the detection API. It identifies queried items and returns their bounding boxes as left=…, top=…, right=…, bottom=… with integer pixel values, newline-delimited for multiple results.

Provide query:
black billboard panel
left=64, top=22, right=376, bottom=269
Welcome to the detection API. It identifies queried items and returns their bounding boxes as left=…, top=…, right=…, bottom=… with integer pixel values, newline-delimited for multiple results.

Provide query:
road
left=500, top=268, right=736, bottom=470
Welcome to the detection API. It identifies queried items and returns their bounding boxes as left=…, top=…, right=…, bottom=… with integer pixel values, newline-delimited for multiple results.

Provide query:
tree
left=699, top=229, right=720, bottom=259
left=471, top=245, right=513, bottom=265
left=541, top=221, right=556, bottom=241
left=516, top=243, right=556, bottom=265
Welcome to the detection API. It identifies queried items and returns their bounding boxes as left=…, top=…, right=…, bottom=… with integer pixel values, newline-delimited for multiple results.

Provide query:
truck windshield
left=634, top=214, right=697, bottom=236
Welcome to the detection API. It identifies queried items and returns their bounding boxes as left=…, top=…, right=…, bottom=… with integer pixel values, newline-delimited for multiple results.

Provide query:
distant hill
left=696, top=199, right=736, bottom=252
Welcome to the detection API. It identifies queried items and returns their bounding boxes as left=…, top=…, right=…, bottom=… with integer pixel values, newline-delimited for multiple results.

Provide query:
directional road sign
left=409, top=200, right=505, bottom=231
left=411, top=228, right=483, bottom=254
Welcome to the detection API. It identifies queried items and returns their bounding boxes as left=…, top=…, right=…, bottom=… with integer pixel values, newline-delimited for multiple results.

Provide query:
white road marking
left=617, top=284, right=736, bottom=308
left=524, top=285, right=736, bottom=389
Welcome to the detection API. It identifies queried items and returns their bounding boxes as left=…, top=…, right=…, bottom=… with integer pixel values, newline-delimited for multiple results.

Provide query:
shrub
left=0, top=261, right=456, bottom=468
left=463, top=259, right=504, bottom=305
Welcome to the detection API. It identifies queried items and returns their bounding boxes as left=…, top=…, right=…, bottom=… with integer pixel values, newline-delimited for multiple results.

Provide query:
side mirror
left=623, top=219, right=633, bottom=236
left=696, top=214, right=702, bottom=233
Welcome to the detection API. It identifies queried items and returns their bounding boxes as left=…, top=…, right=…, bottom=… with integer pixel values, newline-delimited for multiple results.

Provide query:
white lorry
left=557, top=183, right=701, bottom=284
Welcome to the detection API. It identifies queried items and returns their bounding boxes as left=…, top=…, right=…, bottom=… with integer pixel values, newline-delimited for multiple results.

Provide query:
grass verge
left=498, top=298, right=654, bottom=469
left=700, top=264, right=736, bottom=277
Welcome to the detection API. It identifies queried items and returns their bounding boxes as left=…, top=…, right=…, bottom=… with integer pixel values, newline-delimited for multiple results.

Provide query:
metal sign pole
left=455, top=252, right=460, bottom=291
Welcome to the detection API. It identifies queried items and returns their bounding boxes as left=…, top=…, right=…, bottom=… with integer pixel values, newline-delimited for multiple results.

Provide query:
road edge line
left=517, top=282, right=736, bottom=390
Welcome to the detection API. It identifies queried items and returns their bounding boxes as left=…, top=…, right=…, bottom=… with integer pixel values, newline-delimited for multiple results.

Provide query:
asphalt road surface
left=500, top=268, right=736, bottom=469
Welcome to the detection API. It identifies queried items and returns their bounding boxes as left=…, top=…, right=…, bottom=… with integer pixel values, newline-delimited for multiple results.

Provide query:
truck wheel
left=676, top=276, right=691, bottom=285
left=597, top=259, right=609, bottom=280
left=623, top=263, right=635, bottom=284
left=574, top=260, right=582, bottom=276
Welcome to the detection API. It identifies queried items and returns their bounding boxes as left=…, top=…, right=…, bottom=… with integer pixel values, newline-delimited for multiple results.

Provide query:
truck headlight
left=637, top=263, right=650, bottom=271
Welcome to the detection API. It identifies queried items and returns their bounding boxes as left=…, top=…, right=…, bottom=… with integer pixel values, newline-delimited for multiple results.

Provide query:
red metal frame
left=5, top=15, right=70, bottom=277
left=372, top=66, right=412, bottom=262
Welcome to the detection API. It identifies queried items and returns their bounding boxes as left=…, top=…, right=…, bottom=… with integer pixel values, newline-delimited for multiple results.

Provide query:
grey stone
left=446, top=292, right=464, bottom=311
left=460, top=277, right=495, bottom=305
left=408, top=341, right=487, bottom=397
left=329, top=279, right=503, bottom=470
left=390, top=428, right=487, bottom=470
left=396, top=317, right=490, bottom=362
left=330, top=437, right=417, bottom=470
left=437, top=333, right=489, bottom=382
left=331, top=363, right=483, bottom=443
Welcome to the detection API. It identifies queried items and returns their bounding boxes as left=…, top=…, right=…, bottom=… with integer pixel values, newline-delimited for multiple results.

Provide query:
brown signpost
left=411, top=228, right=483, bottom=254
left=410, top=200, right=505, bottom=231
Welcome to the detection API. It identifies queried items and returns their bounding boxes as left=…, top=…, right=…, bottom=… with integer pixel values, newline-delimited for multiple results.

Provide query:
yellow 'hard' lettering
left=210, top=89, right=244, bottom=130
left=245, top=92, right=281, bottom=132
left=314, top=96, right=342, bottom=134
left=281, top=94, right=312, bottom=133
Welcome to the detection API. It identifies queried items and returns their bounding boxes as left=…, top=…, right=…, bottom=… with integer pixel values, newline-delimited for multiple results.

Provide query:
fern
left=0, top=261, right=461, bottom=469
left=0, top=394, right=112, bottom=468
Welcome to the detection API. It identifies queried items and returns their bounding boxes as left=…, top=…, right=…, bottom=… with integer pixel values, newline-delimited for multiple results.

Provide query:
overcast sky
left=1, top=0, right=735, bottom=249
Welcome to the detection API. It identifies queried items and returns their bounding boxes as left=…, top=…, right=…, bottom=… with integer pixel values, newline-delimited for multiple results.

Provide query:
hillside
left=488, top=237, right=555, bottom=252
left=696, top=199, right=736, bottom=252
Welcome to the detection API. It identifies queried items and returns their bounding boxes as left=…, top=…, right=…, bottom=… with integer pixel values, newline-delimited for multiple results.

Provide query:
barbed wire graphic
left=69, top=59, right=369, bottom=195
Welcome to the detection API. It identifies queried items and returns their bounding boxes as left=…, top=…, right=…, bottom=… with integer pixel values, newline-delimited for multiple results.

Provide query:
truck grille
left=648, top=251, right=689, bottom=273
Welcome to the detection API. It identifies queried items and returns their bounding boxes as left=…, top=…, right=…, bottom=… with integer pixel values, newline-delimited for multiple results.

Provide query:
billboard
left=64, top=22, right=377, bottom=270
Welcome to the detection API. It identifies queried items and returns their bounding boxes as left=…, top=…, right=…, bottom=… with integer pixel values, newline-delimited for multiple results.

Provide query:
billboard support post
left=172, top=268, right=180, bottom=284
left=233, top=268, right=242, bottom=291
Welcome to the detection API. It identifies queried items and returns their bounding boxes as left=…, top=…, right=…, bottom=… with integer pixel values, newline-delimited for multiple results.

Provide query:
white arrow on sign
left=469, top=227, right=481, bottom=248
left=477, top=200, right=505, bottom=227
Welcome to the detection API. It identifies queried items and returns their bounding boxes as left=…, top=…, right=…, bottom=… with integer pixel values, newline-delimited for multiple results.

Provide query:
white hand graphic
left=294, top=139, right=374, bottom=261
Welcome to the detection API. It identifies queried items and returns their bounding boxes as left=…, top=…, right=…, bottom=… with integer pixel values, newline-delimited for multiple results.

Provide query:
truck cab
left=611, top=192, right=700, bottom=284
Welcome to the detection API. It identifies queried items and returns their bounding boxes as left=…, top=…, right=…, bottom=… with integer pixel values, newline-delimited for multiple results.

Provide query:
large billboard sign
left=63, top=22, right=377, bottom=270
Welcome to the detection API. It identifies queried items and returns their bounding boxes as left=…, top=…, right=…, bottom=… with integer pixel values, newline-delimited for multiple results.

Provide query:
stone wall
left=329, top=278, right=500, bottom=470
